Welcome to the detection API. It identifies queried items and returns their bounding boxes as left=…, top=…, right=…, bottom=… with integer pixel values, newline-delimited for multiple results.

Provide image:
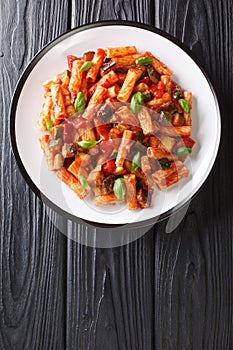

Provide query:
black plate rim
left=10, top=20, right=221, bottom=229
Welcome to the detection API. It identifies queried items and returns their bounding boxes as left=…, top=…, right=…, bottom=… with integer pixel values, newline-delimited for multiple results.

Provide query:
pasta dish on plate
left=37, top=45, right=195, bottom=210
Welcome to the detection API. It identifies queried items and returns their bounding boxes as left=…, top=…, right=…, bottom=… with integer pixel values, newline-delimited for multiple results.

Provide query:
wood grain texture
left=66, top=1, right=156, bottom=349
left=0, top=1, right=69, bottom=349
left=66, top=226, right=154, bottom=350
left=71, top=0, right=154, bottom=27
left=66, top=0, right=232, bottom=349
left=154, top=0, right=233, bottom=349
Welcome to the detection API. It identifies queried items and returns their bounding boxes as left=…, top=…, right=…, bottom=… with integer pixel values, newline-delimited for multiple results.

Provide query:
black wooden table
left=1, top=1, right=232, bottom=349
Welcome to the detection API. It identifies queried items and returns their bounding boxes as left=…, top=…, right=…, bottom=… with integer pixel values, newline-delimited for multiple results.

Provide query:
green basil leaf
left=113, top=178, right=126, bottom=202
left=130, top=91, right=144, bottom=114
left=173, top=91, right=182, bottom=99
left=80, top=61, right=94, bottom=71
left=135, top=56, right=153, bottom=66
left=74, top=91, right=86, bottom=113
left=46, top=119, right=53, bottom=133
left=176, top=147, right=192, bottom=157
left=78, top=174, right=87, bottom=190
left=131, top=151, right=141, bottom=173
left=178, top=98, right=190, bottom=113
left=77, top=139, right=101, bottom=149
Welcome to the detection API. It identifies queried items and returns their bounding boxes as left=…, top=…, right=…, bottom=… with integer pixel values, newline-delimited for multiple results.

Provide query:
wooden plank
left=66, top=226, right=155, bottom=350
left=66, top=1, right=156, bottom=349
left=153, top=0, right=233, bottom=349
left=0, top=0, right=70, bottom=348
left=71, top=0, right=154, bottom=27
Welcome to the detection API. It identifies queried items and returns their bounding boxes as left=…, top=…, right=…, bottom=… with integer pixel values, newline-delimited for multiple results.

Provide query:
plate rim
left=10, top=20, right=221, bottom=228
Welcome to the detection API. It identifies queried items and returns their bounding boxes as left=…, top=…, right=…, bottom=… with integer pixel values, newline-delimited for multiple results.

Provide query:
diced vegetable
left=102, top=159, right=116, bottom=176
left=83, top=51, right=95, bottom=61
left=62, top=144, right=78, bottom=158
left=102, top=175, right=116, bottom=194
left=158, top=158, right=171, bottom=170
left=51, top=125, right=63, bottom=140
left=142, top=92, right=152, bottom=102
left=175, top=137, right=195, bottom=150
left=101, top=59, right=116, bottom=72
left=97, top=104, right=114, bottom=122
left=159, top=111, right=171, bottom=124
left=147, top=65, right=160, bottom=84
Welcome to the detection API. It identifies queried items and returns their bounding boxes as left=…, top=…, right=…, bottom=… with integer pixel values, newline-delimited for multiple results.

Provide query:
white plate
left=10, top=21, right=221, bottom=226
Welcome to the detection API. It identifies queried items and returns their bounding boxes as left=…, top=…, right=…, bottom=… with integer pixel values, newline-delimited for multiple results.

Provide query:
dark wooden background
left=1, top=0, right=232, bottom=349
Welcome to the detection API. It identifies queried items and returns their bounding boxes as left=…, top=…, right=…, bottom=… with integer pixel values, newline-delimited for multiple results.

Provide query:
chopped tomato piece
left=150, top=81, right=165, bottom=98
left=102, top=159, right=116, bottom=176
left=99, top=78, right=111, bottom=89
left=96, top=124, right=111, bottom=140
left=139, top=76, right=150, bottom=85
left=175, top=137, right=195, bottom=150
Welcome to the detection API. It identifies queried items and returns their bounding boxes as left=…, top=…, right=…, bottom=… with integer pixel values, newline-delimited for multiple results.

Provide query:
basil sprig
left=74, top=91, right=86, bottom=113
left=176, top=147, right=192, bottom=157
left=130, top=91, right=144, bottom=114
left=178, top=99, right=190, bottom=113
left=113, top=178, right=126, bottom=202
left=135, top=56, right=153, bottom=66
left=131, top=151, right=140, bottom=173
left=46, top=119, right=53, bottom=133
left=80, top=61, right=94, bottom=71
left=77, top=139, right=101, bottom=149
left=78, top=174, right=87, bottom=190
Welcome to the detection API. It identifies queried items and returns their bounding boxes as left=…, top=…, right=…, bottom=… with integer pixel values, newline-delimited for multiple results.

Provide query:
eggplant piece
left=62, top=143, right=78, bottom=158
left=102, top=175, right=116, bottom=194
left=97, top=103, right=114, bottom=122
left=83, top=51, right=95, bottom=61
left=51, top=125, right=64, bottom=140
left=137, top=187, right=153, bottom=208
left=101, top=59, right=116, bottom=72
left=147, top=65, right=160, bottom=84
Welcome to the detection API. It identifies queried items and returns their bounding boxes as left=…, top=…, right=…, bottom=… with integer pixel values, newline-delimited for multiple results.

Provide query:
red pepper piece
left=139, top=76, right=150, bottom=85
left=175, top=137, right=195, bottom=151
left=102, top=159, right=116, bottom=176
left=96, top=124, right=111, bottom=140
left=150, top=81, right=165, bottom=98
